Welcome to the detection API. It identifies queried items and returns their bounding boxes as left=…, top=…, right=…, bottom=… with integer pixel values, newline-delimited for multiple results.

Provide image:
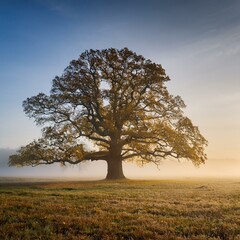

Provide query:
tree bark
left=105, top=158, right=126, bottom=180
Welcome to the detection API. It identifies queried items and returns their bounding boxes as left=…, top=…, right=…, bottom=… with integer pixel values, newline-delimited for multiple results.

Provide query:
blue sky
left=0, top=0, right=240, bottom=178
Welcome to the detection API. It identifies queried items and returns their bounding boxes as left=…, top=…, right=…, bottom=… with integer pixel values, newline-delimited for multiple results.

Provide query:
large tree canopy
left=9, top=48, right=207, bottom=179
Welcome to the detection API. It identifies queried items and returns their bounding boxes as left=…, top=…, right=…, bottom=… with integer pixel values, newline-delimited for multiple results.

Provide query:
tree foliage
left=9, top=48, right=207, bottom=179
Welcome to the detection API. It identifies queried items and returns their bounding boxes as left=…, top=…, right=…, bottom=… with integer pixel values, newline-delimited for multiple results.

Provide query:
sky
left=0, top=0, right=240, bottom=179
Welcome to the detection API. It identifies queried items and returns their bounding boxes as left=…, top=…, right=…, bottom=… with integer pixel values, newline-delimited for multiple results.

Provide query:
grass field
left=0, top=178, right=240, bottom=239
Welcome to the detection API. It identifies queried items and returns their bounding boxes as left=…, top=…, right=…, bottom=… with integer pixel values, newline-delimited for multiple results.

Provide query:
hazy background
left=0, top=0, right=240, bottom=179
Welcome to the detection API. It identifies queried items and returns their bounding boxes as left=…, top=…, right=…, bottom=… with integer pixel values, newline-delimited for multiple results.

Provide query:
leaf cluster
left=9, top=48, right=207, bottom=167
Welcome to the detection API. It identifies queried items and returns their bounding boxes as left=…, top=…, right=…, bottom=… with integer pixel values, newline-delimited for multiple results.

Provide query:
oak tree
left=9, top=48, right=207, bottom=179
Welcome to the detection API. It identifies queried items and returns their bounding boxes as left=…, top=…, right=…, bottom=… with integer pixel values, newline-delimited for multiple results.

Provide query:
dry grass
left=0, top=178, right=240, bottom=239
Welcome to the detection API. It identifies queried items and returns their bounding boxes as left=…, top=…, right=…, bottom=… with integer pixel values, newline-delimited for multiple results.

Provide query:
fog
left=0, top=148, right=239, bottom=180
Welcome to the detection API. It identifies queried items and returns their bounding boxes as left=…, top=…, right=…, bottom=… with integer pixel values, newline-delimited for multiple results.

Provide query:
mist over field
left=1, top=148, right=239, bottom=179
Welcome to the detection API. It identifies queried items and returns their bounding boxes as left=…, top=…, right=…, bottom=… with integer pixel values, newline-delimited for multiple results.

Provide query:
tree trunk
left=105, top=158, right=126, bottom=180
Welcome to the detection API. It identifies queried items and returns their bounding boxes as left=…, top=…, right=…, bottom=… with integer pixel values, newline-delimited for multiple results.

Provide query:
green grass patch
left=0, top=179, right=240, bottom=239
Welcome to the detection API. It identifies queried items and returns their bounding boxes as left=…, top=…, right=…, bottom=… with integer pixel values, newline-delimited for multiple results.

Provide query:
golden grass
left=0, top=179, right=240, bottom=239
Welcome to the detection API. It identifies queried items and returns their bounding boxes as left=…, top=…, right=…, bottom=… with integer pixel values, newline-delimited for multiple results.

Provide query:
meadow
left=0, top=178, right=240, bottom=239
